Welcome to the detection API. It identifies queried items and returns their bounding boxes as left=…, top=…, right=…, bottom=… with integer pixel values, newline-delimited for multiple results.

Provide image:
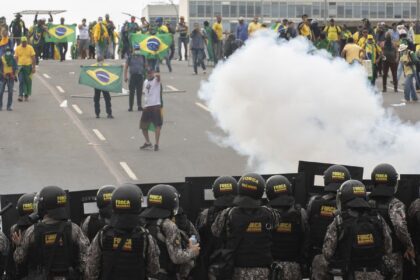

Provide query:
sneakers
left=154, top=144, right=159, bottom=151
left=18, top=97, right=23, bottom=102
left=7, top=108, right=12, bottom=111
left=128, top=108, right=133, bottom=112
left=138, top=106, right=143, bottom=111
left=96, top=114, right=100, bottom=118
left=107, top=114, right=114, bottom=119
left=140, top=142, right=152, bottom=150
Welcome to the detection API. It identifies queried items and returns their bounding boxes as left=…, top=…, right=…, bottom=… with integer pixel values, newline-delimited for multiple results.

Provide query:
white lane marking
left=72, top=104, right=83, bottom=115
left=195, top=102, right=210, bottom=112
left=167, top=85, right=179, bottom=91
left=120, top=162, right=138, bottom=180
left=56, top=86, right=65, bottom=93
left=92, top=129, right=106, bottom=141
left=43, top=73, right=51, bottom=79
left=60, top=100, right=68, bottom=107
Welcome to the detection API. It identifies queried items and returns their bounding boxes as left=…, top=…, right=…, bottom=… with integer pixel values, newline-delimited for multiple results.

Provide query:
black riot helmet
left=370, top=163, right=398, bottom=198
left=96, top=185, right=116, bottom=219
left=35, top=186, right=69, bottom=220
left=336, top=180, right=370, bottom=211
left=212, top=176, right=238, bottom=207
left=324, top=165, right=351, bottom=192
left=266, top=175, right=295, bottom=207
left=140, top=184, right=180, bottom=219
left=16, top=193, right=36, bottom=226
left=110, top=183, right=143, bottom=229
left=233, top=173, right=265, bottom=208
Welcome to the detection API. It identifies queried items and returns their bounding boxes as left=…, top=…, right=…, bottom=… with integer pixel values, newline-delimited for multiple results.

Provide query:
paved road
left=0, top=59, right=246, bottom=193
left=1, top=59, right=419, bottom=194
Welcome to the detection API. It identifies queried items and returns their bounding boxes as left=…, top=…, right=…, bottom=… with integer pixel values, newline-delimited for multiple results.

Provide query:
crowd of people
left=0, top=163, right=418, bottom=279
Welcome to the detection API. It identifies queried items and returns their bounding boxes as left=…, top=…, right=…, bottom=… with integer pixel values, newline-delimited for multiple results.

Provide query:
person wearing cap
left=9, top=13, right=26, bottom=47
left=298, top=14, right=312, bottom=41
left=363, top=34, right=382, bottom=86
left=13, top=186, right=89, bottom=279
left=399, top=43, right=419, bottom=102
left=195, top=176, right=238, bottom=276
left=211, top=173, right=278, bottom=280
left=81, top=185, right=116, bottom=242
left=266, top=175, right=310, bottom=280
left=155, top=17, right=168, bottom=34
left=248, top=17, right=262, bottom=37
left=369, top=163, right=416, bottom=280
left=176, top=16, right=189, bottom=61
left=93, top=17, right=110, bottom=59
left=308, top=165, right=351, bottom=278
left=9, top=193, right=36, bottom=279
left=141, top=184, right=200, bottom=279
left=236, top=17, right=248, bottom=43
left=14, top=36, right=35, bottom=102
left=190, top=22, right=207, bottom=75
left=320, top=180, right=392, bottom=280
left=85, top=183, right=160, bottom=279
left=78, top=19, right=90, bottom=59
left=323, top=19, right=342, bottom=57
left=0, top=46, right=17, bottom=110
left=124, top=44, right=146, bottom=112
left=212, top=16, right=224, bottom=63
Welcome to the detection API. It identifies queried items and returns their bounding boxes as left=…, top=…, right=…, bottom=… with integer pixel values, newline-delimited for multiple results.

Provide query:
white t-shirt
left=79, top=25, right=90, bottom=40
left=143, top=78, right=161, bottom=107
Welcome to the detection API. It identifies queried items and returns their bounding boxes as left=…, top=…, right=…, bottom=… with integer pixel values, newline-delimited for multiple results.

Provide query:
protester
left=341, top=37, right=363, bottom=64
left=311, top=19, right=320, bottom=41
left=177, top=16, right=189, bottom=61
left=212, top=16, right=224, bottom=63
left=57, top=17, right=68, bottom=61
left=140, top=17, right=149, bottom=34
left=340, top=24, right=352, bottom=52
left=382, top=33, right=398, bottom=93
left=78, top=19, right=90, bottom=59
left=399, top=44, right=419, bottom=102
left=0, top=27, right=13, bottom=57
left=298, top=14, right=312, bottom=40
left=9, top=13, right=26, bottom=47
left=364, top=34, right=382, bottom=86
left=203, top=21, right=215, bottom=63
left=124, top=44, right=146, bottom=112
left=93, top=17, right=109, bottom=59
left=0, top=46, right=17, bottom=111
left=140, top=69, right=163, bottom=151
left=14, top=36, right=35, bottom=102
left=236, top=17, right=248, bottom=42
left=190, top=23, right=207, bottom=75
left=286, top=21, right=297, bottom=40
left=165, top=21, right=175, bottom=72
left=323, top=19, right=341, bottom=57
left=248, top=17, right=262, bottom=37
left=92, top=56, right=113, bottom=118
left=104, top=14, right=116, bottom=59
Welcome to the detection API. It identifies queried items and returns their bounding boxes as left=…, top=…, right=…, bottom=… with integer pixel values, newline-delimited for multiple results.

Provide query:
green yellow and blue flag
left=79, top=65, right=123, bottom=93
left=46, top=24, right=77, bottom=43
left=130, top=33, right=173, bottom=59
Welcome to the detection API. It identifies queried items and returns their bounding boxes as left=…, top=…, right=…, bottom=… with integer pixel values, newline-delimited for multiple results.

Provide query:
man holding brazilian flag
left=45, top=23, right=77, bottom=43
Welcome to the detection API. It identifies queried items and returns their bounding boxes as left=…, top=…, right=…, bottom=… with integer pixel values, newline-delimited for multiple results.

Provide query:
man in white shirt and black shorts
left=78, top=19, right=90, bottom=59
left=140, top=68, right=163, bottom=151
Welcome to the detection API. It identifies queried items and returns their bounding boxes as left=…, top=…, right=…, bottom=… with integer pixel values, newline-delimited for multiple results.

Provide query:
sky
left=2, top=0, right=172, bottom=29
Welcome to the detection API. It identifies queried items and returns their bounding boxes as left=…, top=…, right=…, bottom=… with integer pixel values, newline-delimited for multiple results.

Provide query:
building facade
left=178, top=0, right=419, bottom=32
left=143, top=4, right=179, bottom=28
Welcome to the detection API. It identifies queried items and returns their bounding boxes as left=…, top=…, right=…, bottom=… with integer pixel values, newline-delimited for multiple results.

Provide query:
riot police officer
left=408, top=196, right=420, bottom=278
left=195, top=176, right=238, bottom=279
left=140, top=184, right=200, bottom=280
left=81, top=185, right=116, bottom=242
left=211, top=173, right=278, bottom=280
left=369, top=163, right=415, bottom=280
left=266, top=175, right=310, bottom=280
left=85, top=183, right=160, bottom=280
left=13, top=185, right=89, bottom=279
left=308, top=164, right=351, bottom=277
left=321, top=180, right=392, bottom=280
left=9, top=193, right=37, bottom=279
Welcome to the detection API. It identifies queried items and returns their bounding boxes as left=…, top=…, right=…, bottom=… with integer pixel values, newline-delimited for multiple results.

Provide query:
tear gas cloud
left=198, top=32, right=420, bottom=175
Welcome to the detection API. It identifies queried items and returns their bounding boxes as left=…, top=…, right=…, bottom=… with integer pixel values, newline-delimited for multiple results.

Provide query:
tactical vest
left=408, top=201, right=420, bottom=253
left=198, top=206, right=225, bottom=261
left=271, top=206, right=303, bottom=262
left=228, top=207, right=273, bottom=267
left=87, top=214, right=106, bottom=242
left=369, top=198, right=403, bottom=253
left=100, top=226, right=147, bottom=280
left=334, top=211, right=384, bottom=272
left=145, top=219, right=179, bottom=277
left=309, top=196, right=337, bottom=252
left=31, top=221, right=76, bottom=276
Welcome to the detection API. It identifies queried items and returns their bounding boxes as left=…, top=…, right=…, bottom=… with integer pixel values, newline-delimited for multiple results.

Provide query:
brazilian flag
left=130, top=33, right=173, bottom=59
left=79, top=66, right=123, bottom=93
left=46, top=24, right=77, bottom=43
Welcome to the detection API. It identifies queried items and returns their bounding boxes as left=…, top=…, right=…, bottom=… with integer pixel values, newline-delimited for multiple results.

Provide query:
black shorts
left=140, top=105, right=163, bottom=130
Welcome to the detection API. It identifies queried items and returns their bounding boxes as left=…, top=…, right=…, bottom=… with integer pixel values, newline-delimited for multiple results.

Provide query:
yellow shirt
left=158, top=25, right=169, bottom=33
left=14, top=45, right=35, bottom=66
left=342, top=43, right=362, bottom=63
left=248, top=22, right=262, bottom=36
left=323, top=25, right=341, bottom=41
left=93, top=22, right=109, bottom=43
left=212, top=22, right=223, bottom=41
left=358, top=37, right=367, bottom=48
left=400, top=53, right=413, bottom=75
left=299, top=23, right=312, bottom=38
left=353, top=32, right=360, bottom=43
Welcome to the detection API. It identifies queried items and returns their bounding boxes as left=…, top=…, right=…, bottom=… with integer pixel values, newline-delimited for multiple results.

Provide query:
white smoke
left=198, top=32, right=420, bottom=174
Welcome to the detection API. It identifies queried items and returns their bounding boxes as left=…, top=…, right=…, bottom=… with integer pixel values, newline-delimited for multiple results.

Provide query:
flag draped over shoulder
left=79, top=66, right=123, bottom=93
left=46, top=24, right=77, bottom=43
left=130, top=33, right=173, bottom=59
